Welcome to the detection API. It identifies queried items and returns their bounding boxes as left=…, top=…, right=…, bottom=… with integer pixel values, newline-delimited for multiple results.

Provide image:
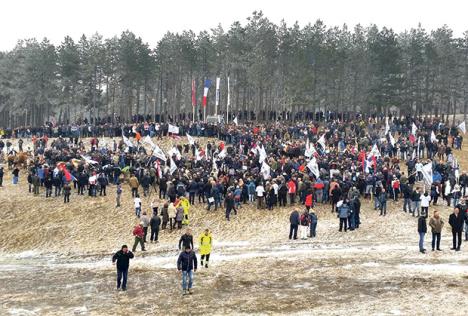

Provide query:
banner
left=187, top=134, right=195, bottom=145
left=168, top=124, right=179, bottom=134
left=458, top=121, right=466, bottom=134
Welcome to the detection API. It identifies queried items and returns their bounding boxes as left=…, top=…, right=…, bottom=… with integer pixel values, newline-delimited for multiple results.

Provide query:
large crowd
left=1, top=113, right=468, bottom=293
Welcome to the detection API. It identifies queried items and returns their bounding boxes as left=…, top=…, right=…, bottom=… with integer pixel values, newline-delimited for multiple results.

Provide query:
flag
left=388, top=133, right=396, bottom=147
left=202, top=79, right=212, bottom=107
left=258, top=145, right=267, bottom=164
left=431, top=131, right=437, bottom=143
left=458, top=121, right=466, bottom=134
left=385, top=117, right=390, bottom=135
left=317, top=134, right=326, bottom=150
left=421, top=163, right=433, bottom=186
left=135, top=132, right=141, bottom=142
left=143, top=135, right=155, bottom=148
left=368, top=144, right=381, bottom=158
left=218, top=147, right=227, bottom=159
left=233, top=116, right=238, bottom=126
left=305, top=138, right=317, bottom=158
left=80, top=155, right=99, bottom=165
left=170, top=158, right=177, bottom=175
left=261, top=161, right=271, bottom=180
left=187, top=134, right=195, bottom=145
left=307, top=157, right=320, bottom=179
left=191, top=79, right=196, bottom=107
left=152, top=145, right=167, bottom=162
left=215, top=77, right=220, bottom=107
left=417, top=136, right=421, bottom=158
left=168, top=124, right=179, bottom=134
left=195, top=147, right=205, bottom=161
left=411, top=123, right=418, bottom=135
left=122, top=134, right=134, bottom=148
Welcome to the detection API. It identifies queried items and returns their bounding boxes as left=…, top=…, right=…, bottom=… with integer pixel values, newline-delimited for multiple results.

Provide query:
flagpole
left=227, top=76, right=230, bottom=124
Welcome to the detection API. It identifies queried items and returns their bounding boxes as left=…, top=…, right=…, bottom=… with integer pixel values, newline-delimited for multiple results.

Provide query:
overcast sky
left=1, top=0, right=467, bottom=51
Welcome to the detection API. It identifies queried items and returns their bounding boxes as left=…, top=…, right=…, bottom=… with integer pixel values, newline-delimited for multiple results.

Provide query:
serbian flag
left=202, top=79, right=212, bottom=107
left=191, top=79, right=196, bottom=107
left=57, top=162, right=72, bottom=182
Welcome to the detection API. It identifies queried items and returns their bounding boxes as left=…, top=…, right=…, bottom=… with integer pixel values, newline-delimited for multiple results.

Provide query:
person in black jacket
left=418, top=215, right=427, bottom=253
left=150, top=211, right=161, bottom=243
left=112, top=245, right=134, bottom=291
left=289, top=210, right=300, bottom=240
left=178, top=229, right=194, bottom=250
left=224, top=192, right=236, bottom=221
left=177, top=246, right=197, bottom=295
left=449, top=207, right=464, bottom=251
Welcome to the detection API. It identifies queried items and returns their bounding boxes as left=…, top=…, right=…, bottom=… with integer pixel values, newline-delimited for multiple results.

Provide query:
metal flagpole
left=227, top=77, right=230, bottom=124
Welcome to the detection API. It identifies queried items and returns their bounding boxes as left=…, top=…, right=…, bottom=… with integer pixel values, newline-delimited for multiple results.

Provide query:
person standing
left=116, top=183, right=122, bottom=207
left=149, top=211, right=161, bottom=243
left=134, top=194, right=142, bottom=218
left=299, top=211, right=310, bottom=240
left=0, top=166, right=4, bottom=187
left=161, top=203, right=169, bottom=230
left=418, top=215, right=427, bottom=253
left=379, top=189, right=387, bottom=216
left=224, top=192, right=236, bottom=221
left=308, top=209, right=318, bottom=238
left=132, top=223, right=146, bottom=252
left=289, top=210, right=300, bottom=240
left=429, top=211, right=444, bottom=251
left=449, top=207, right=464, bottom=251
left=198, top=229, right=213, bottom=268
left=421, top=192, right=431, bottom=218
left=63, top=183, right=71, bottom=203
left=337, top=200, right=350, bottom=232
left=129, top=174, right=139, bottom=197
left=256, top=182, right=265, bottom=209
left=12, top=166, right=20, bottom=184
left=177, top=246, right=198, bottom=295
left=112, top=245, right=134, bottom=291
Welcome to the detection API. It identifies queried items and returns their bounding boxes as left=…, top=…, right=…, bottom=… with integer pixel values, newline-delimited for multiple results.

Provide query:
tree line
left=1, top=11, right=468, bottom=128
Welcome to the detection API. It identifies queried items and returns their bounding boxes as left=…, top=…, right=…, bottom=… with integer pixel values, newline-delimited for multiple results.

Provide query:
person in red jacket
left=288, top=178, right=297, bottom=205
left=132, top=223, right=146, bottom=252
left=305, top=191, right=313, bottom=210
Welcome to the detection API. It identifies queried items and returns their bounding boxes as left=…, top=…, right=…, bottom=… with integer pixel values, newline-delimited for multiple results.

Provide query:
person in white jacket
left=420, top=192, right=431, bottom=218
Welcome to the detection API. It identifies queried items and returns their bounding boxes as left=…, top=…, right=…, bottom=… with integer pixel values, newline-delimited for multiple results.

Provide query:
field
left=0, top=137, right=468, bottom=316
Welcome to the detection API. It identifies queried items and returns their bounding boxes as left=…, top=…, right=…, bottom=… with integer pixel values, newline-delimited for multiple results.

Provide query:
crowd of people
left=2, top=112, right=468, bottom=293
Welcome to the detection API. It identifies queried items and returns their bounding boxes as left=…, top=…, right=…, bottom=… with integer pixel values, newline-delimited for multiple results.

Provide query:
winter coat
left=199, top=233, right=213, bottom=255
left=449, top=213, right=464, bottom=232
left=129, top=176, right=139, bottom=189
left=337, top=203, right=350, bottom=219
left=429, top=217, right=444, bottom=233
left=417, top=216, right=427, bottom=233
left=179, top=234, right=194, bottom=250
left=132, top=225, right=144, bottom=238
left=112, top=250, right=134, bottom=270
left=290, top=210, right=300, bottom=225
left=150, top=215, right=161, bottom=230
left=177, top=250, right=197, bottom=271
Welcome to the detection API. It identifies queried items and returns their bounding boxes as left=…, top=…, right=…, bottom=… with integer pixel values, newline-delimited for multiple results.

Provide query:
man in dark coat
left=178, top=229, right=194, bottom=250
left=112, top=245, right=134, bottom=291
left=289, top=210, right=300, bottom=240
left=418, top=215, right=427, bottom=253
left=150, top=211, right=161, bottom=243
left=177, top=246, right=198, bottom=295
left=449, top=207, right=464, bottom=251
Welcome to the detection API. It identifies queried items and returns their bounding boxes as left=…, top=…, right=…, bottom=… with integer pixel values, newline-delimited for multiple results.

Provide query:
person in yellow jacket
left=198, top=229, right=212, bottom=268
left=175, top=196, right=191, bottom=225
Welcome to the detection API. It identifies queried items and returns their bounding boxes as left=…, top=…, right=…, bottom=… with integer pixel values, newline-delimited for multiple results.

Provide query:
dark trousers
left=431, top=232, right=441, bottom=250
left=200, top=253, right=210, bottom=266
left=150, top=228, right=159, bottom=241
left=310, top=222, right=317, bottom=238
left=132, top=237, right=145, bottom=251
left=159, top=189, right=166, bottom=199
left=131, top=188, right=138, bottom=197
left=339, top=218, right=347, bottom=232
left=452, top=230, right=462, bottom=249
left=189, top=192, right=195, bottom=205
left=117, top=268, right=128, bottom=290
left=143, top=227, right=148, bottom=242
left=100, top=186, right=106, bottom=196
left=64, top=194, right=70, bottom=203
left=289, top=224, right=298, bottom=239
left=279, top=193, right=287, bottom=206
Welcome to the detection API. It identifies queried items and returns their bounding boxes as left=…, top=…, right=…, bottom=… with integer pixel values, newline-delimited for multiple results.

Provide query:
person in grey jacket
left=308, top=209, right=318, bottom=238
left=289, top=210, right=300, bottom=240
left=337, top=200, right=350, bottom=232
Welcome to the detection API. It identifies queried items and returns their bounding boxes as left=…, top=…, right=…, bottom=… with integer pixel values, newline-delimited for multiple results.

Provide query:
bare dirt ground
left=0, top=137, right=468, bottom=315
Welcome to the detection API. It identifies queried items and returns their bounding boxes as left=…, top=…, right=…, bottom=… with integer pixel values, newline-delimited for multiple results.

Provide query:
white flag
left=122, top=134, right=134, bottom=148
left=304, top=138, right=316, bottom=158
left=168, top=124, right=179, bottom=134
left=385, top=117, right=390, bottom=135
left=261, top=161, right=271, bottom=180
left=307, top=157, right=320, bottom=179
left=143, top=135, right=155, bottom=148
left=258, top=145, right=267, bottom=164
left=421, top=163, right=433, bottom=185
left=215, top=77, right=220, bottom=106
left=389, top=133, right=396, bottom=147
left=227, top=77, right=230, bottom=106
left=458, top=121, right=466, bottom=134
left=152, top=145, right=167, bottom=162
left=233, top=116, right=238, bottom=126
left=411, top=123, right=418, bottom=135
left=170, top=158, right=177, bottom=175
left=80, top=155, right=99, bottom=165
left=218, top=147, right=227, bottom=159
left=187, top=134, right=195, bottom=145
left=368, top=144, right=381, bottom=158
left=317, top=134, right=326, bottom=150
left=430, top=131, right=437, bottom=143
left=195, top=148, right=205, bottom=161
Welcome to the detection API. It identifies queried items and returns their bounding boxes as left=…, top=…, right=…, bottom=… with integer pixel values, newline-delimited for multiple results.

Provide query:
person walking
left=161, top=203, right=169, bottom=230
left=178, top=229, right=194, bottom=250
left=134, top=194, right=142, bottom=218
left=149, top=211, right=161, bottom=243
left=112, top=245, right=134, bottom=291
left=140, top=212, right=150, bottom=243
left=429, top=211, right=443, bottom=251
left=421, top=192, right=431, bottom=218
left=449, top=207, right=464, bottom=251
left=129, top=174, right=139, bottom=197
left=131, top=223, right=146, bottom=252
left=379, top=189, right=387, bottom=216
left=177, top=246, right=197, bottom=295
left=198, top=229, right=213, bottom=268
left=418, top=215, right=427, bottom=253
left=116, top=183, right=122, bottom=207
left=289, top=210, right=300, bottom=240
